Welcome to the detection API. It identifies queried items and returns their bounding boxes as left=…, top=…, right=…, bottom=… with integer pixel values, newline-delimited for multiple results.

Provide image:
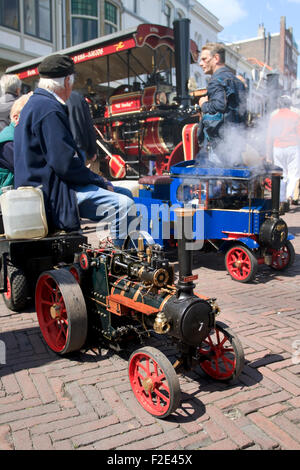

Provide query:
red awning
left=7, top=24, right=198, bottom=88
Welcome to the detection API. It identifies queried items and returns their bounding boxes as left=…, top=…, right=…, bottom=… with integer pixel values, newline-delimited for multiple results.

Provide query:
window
left=71, top=0, right=98, bottom=45
left=0, top=0, right=20, bottom=31
left=104, top=1, right=118, bottom=35
left=165, top=4, right=171, bottom=27
left=71, top=0, right=97, bottom=16
left=24, top=0, right=52, bottom=41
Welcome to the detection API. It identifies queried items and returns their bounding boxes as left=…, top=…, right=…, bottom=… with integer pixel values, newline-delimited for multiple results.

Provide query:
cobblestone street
left=0, top=205, right=300, bottom=451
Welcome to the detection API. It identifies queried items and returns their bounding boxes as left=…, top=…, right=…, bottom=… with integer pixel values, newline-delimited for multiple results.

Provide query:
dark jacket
left=0, top=122, right=14, bottom=172
left=200, top=66, right=247, bottom=145
left=14, top=88, right=109, bottom=232
left=66, top=91, right=97, bottom=159
left=0, top=93, right=18, bottom=131
left=0, top=122, right=14, bottom=193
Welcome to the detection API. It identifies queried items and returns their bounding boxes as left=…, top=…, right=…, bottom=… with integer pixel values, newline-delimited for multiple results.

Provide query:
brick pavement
left=0, top=205, right=300, bottom=451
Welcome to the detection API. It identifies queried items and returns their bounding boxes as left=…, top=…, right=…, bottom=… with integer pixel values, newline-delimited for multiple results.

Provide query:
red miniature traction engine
left=93, top=19, right=201, bottom=180
left=6, top=19, right=202, bottom=181
left=34, top=209, right=244, bottom=418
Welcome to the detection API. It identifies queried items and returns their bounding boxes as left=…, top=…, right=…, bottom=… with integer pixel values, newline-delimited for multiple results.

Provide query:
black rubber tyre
left=35, top=269, right=88, bottom=355
left=2, top=265, right=29, bottom=312
left=197, top=321, right=245, bottom=382
left=128, top=346, right=181, bottom=418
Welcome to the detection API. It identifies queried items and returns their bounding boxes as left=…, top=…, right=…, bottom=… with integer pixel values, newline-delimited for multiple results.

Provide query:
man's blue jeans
left=75, top=184, right=135, bottom=247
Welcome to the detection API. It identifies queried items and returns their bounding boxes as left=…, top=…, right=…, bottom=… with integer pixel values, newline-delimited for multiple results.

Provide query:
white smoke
left=211, top=114, right=271, bottom=169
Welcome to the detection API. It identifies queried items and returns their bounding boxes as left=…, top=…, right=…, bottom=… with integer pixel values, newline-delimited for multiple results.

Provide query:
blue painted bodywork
left=134, top=161, right=294, bottom=250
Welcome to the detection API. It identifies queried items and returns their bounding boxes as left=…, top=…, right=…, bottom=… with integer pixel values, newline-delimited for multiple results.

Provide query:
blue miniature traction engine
left=33, top=209, right=244, bottom=418
left=135, top=162, right=295, bottom=283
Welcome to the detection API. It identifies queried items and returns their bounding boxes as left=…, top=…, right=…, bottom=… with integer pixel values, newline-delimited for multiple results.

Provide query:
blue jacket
left=14, top=88, right=108, bottom=232
left=200, top=67, right=247, bottom=144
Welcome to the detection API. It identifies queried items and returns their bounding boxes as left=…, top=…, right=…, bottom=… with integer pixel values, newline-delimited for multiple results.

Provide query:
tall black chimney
left=173, top=18, right=191, bottom=108
left=174, top=207, right=197, bottom=298
left=271, top=172, right=281, bottom=219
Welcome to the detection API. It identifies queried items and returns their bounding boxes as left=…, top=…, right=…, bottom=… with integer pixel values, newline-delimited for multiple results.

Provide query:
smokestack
left=271, top=173, right=281, bottom=219
left=173, top=18, right=191, bottom=108
left=174, top=207, right=197, bottom=298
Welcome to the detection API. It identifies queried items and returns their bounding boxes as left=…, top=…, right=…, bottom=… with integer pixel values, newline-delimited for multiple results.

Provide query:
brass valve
left=153, top=311, right=171, bottom=334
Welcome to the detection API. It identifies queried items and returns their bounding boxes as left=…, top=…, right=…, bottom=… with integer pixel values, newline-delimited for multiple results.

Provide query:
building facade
left=229, top=16, right=299, bottom=93
left=0, top=0, right=223, bottom=86
left=2, top=0, right=294, bottom=113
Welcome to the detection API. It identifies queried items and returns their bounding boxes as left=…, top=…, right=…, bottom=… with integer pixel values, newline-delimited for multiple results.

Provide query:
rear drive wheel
left=197, top=321, right=244, bottom=382
left=225, top=244, right=258, bottom=282
left=2, top=265, right=29, bottom=312
left=128, top=346, right=181, bottom=418
left=35, top=269, right=87, bottom=355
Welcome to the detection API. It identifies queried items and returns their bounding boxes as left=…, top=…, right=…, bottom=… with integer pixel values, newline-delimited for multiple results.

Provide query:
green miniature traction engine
left=35, top=209, right=244, bottom=418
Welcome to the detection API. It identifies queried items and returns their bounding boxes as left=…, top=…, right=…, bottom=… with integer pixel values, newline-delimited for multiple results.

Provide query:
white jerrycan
left=0, top=186, right=48, bottom=239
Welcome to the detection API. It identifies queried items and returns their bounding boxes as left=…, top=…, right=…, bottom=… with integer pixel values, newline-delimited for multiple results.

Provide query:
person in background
left=198, top=42, right=247, bottom=166
left=66, top=90, right=98, bottom=163
left=13, top=54, right=135, bottom=246
left=266, top=94, right=300, bottom=213
left=0, top=93, right=32, bottom=193
left=0, top=74, right=22, bottom=131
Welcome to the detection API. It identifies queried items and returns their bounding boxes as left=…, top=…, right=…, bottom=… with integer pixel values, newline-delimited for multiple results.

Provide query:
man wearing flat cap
left=13, top=54, right=134, bottom=245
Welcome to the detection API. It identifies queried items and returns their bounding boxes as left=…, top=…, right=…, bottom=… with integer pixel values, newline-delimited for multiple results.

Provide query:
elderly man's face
left=199, top=50, right=217, bottom=75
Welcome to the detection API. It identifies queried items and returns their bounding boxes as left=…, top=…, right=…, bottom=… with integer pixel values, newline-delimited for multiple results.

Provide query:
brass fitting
left=153, top=311, right=171, bottom=334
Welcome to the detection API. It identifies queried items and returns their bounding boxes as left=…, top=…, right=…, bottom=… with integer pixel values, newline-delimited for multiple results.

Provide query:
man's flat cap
left=38, top=54, right=75, bottom=78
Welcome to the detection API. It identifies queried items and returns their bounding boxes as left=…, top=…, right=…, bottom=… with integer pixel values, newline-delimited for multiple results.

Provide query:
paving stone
left=0, top=207, right=300, bottom=450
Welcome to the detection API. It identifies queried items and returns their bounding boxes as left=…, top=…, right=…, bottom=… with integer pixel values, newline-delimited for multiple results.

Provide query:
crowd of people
left=0, top=55, right=134, bottom=246
left=197, top=42, right=300, bottom=213
left=0, top=45, right=299, bottom=245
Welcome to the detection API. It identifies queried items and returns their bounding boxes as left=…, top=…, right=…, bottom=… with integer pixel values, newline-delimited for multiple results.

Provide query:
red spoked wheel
left=35, top=269, right=87, bottom=355
left=269, top=241, right=295, bottom=271
left=225, top=244, right=258, bottom=283
left=197, top=321, right=244, bottom=382
left=128, top=346, right=181, bottom=418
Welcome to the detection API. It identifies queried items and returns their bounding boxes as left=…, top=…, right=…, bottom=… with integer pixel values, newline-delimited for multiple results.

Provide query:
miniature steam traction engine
left=34, top=210, right=244, bottom=418
left=136, top=163, right=295, bottom=283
